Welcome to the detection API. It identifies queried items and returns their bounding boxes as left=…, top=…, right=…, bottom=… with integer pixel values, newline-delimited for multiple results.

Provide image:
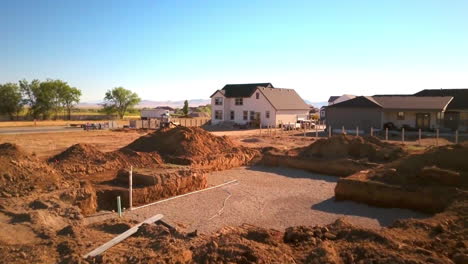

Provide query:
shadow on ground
left=311, top=198, right=430, bottom=226
left=247, top=165, right=338, bottom=183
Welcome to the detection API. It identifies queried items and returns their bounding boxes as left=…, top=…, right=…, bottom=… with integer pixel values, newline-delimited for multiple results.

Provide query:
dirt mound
left=368, top=143, right=468, bottom=188
left=299, top=135, right=404, bottom=162
left=49, top=143, right=162, bottom=177
left=0, top=143, right=60, bottom=198
left=125, top=126, right=259, bottom=169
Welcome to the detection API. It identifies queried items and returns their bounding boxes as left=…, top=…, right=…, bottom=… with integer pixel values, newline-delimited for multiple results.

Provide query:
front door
left=416, top=113, right=431, bottom=130
left=444, top=111, right=460, bottom=131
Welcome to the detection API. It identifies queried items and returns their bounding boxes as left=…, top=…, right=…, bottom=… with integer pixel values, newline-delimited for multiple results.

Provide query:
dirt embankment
left=125, top=126, right=259, bottom=170
left=96, top=167, right=207, bottom=210
left=261, top=135, right=404, bottom=176
left=0, top=143, right=61, bottom=198
left=48, top=143, right=163, bottom=178
left=336, top=144, right=468, bottom=213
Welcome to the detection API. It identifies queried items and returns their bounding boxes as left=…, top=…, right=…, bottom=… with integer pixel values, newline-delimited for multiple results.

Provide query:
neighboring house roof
left=155, top=106, right=175, bottom=111
left=329, top=96, right=453, bottom=111
left=258, top=87, right=310, bottom=110
left=219, top=83, right=273, bottom=98
left=328, top=96, right=382, bottom=108
left=328, top=96, right=339, bottom=103
left=414, top=89, right=468, bottom=110
left=373, top=96, right=453, bottom=110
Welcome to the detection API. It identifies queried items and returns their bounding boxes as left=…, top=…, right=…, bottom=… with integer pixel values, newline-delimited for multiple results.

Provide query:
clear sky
left=1, top=0, right=467, bottom=103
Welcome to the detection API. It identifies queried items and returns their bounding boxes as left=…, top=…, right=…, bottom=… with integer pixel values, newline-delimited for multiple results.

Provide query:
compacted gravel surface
left=124, top=166, right=428, bottom=234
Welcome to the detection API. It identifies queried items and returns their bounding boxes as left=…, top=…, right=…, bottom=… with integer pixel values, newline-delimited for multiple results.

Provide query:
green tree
left=103, top=87, right=141, bottom=119
left=19, top=79, right=81, bottom=120
left=59, top=85, right=82, bottom=120
left=182, top=100, right=189, bottom=116
left=0, top=83, right=24, bottom=120
left=19, top=79, right=41, bottom=119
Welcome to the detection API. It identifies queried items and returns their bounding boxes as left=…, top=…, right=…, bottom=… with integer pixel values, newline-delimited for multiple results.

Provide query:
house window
left=265, top=111, right=270, bottom=119
left=250, top=111, right=255, bottom=120
left=214, top=97, right=223, bottom=106
left=235, top=98, right=243, bottom=105
left=256, top=93, right=259, bottom=99
left=214, top=110, right=223, bottom=120
left=397, top=112, right=405, bottom=120
left=243, top=111, right=248, bottom=120
left=230, top=111, right=235, bottom=120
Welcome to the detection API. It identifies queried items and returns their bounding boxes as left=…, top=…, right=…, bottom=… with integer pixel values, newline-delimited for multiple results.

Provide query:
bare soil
left=0, top=127, right=467, bottom=263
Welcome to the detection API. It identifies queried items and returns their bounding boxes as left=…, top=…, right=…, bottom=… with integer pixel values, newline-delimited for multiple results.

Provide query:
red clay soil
left=95, top=167, right=207, bottom=210
left=49, top=143, right=163, bottom=177
left=9, top=193, right=464, bottom=264
left=260, top=135, right=402, bottom=177
left=296, top=134, right=405, bottom=162
left=125, top=126, right=259, bottom=170
left=0, top=143, right=61, bottom=198
left=335, top=143, right=468, bottom=213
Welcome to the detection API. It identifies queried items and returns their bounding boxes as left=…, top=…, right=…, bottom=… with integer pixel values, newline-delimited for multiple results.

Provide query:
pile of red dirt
left=0, top=143, right=60, bottom=198
left=49, top=143, right=163, bottom=177
left=336, top=143, right=468, bottom=213
left=124, top=126, right=259, bottom=169
left=298, top=135, right=404, bottom=162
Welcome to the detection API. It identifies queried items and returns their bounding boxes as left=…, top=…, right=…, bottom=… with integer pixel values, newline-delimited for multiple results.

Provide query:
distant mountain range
left=77, top=99, right=211, bottom=109
left=77, top=98, right=327, bottom=109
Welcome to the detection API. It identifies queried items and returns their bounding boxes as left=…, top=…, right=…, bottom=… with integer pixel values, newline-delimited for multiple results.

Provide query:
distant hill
left=77, top=99, right=210, bottom=109
left=305, top=100, right=327, bottom=108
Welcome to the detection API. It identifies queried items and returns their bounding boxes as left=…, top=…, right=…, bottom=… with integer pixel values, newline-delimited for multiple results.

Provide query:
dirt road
left=111, top=166, right=427, bottom=234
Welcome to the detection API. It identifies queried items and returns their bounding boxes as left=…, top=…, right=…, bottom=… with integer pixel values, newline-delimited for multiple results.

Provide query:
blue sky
left=1, top=0, right=467, bottom=103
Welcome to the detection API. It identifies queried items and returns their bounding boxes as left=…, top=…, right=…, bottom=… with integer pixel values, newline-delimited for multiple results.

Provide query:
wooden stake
left=402, top=128, right=405, bottom=143
left=436, top=128, right=439, bottom=146
left=370, top=127, right=373, bottom=137
left=342, top=126, right=345, bottom=134
left=328, top=126, right=332, bottom=138
left=315, top=123, right=318, bottom=138
left=455, top=130, right=459, bottom=144
left=356, top=126, right=359, bottom=137
left=385, top=127, right=388, bottom=141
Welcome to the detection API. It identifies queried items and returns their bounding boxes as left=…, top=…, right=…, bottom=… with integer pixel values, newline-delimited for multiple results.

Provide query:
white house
left=210, top=83, right=310, bottom=127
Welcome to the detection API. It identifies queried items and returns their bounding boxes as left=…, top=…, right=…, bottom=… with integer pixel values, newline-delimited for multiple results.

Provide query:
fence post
left=356, top=126, right=359, bottom=137
left=259, top=124, right=262, bottom=136
left=385, top=127, right=388, bottom=141
left=129, top=166, right=133, bottom=211
left=303, top=125, right=306, bottom=137
left=418, top=128, right=421, bottom=145
left=315, top=124, right=318, bottom=138
left=342, top=126, right=345, bottom=134
left=402, top=128, right=405, bottom=143
left=455, top=130, right=459, bottom=144
left=370, top=127, right=373, bottom=137
left=328, top=126, right=332, bottom=138
left=436, top=128, right=439, bottom=146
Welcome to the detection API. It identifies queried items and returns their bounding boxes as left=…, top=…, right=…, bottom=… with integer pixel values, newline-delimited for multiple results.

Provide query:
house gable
left=328, top=96, right=382, bottom=108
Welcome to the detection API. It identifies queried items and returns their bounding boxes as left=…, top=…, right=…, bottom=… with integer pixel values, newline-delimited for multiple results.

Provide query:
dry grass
left=0, top=120, right=132, bottom=128
left=0, top=130, right=147, bottom=159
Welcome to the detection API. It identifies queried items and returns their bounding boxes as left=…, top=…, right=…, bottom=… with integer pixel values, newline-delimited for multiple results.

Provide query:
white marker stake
left=129, top=166, right=133, bottom=211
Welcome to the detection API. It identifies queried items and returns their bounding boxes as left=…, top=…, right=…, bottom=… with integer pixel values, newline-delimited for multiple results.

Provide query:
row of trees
left=0, top=79, right=81, bottom=120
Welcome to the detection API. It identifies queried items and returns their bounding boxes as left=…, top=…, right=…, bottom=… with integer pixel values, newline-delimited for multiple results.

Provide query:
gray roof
left=373, top=96, right=453, bottom=110
left=259, top=87, right=310, bottom=110
left=328, top=96, right=339, bottom=103
left=329, top=95, right=453, bottom=111
left=414, top=89, right=468, bottom=110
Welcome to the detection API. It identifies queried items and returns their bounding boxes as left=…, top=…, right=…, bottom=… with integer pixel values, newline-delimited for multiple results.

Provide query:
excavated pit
left=335, top=143, right=468, bottom=213
left=96, top=166, right=207, bottom=211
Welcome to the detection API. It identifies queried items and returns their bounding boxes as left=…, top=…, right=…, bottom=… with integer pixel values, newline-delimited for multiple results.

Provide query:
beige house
left=210, top=83, right=310, bottom=127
